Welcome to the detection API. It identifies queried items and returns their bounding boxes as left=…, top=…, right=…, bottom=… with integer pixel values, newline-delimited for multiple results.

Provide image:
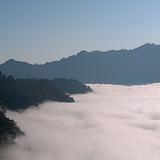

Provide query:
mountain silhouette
left=1, top=43, right=160, bottom=84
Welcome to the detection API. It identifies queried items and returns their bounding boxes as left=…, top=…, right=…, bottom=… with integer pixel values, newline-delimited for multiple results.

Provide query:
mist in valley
left=2, top=84, right=160, bottom=160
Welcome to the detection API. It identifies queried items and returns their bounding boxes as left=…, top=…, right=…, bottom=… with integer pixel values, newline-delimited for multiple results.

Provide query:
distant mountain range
left=1, top=43, right=160, bottom=84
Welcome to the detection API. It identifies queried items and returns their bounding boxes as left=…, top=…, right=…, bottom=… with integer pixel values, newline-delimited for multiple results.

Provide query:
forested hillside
left=0, top=106, right=24, bottom=144
left=0, top=71, right=91, bottom=110
left=0, top=71, right=91, bottom=144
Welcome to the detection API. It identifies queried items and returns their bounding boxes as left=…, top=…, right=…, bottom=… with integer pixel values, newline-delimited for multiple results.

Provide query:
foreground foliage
left=0, top=106, right=24, bottom=144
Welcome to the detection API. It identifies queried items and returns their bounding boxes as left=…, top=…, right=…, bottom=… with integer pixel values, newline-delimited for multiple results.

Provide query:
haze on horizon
left=1, top=0, right=160, bottom=64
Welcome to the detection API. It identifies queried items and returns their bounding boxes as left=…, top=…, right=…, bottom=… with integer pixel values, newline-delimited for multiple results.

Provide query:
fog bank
left=2, top=84, right=160, bottom=160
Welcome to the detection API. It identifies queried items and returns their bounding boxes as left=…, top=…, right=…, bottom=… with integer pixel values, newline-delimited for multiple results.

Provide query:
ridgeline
left=0, top=71, right=92, bottom=110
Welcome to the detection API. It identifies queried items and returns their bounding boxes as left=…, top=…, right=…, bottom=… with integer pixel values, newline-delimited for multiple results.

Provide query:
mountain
left=0, top=72, right=92, bottom=110
left=1, top=43, right=160, bottom=84
left=0, top=72, right=91, bottom=144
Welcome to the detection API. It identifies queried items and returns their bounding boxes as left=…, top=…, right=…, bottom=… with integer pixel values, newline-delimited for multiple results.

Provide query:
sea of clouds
left=2, top=84, right=160, bottom=160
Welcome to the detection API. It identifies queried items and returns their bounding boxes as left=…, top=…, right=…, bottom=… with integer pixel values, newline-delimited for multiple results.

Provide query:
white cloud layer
left=2, top=84, right=160, bottom=160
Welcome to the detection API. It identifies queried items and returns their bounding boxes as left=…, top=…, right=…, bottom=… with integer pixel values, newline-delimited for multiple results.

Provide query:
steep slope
left=0, top=107, right=24, bottom=144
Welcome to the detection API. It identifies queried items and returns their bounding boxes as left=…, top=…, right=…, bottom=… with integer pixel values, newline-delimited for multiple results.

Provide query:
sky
left=1, top=0, right=160, bottom=64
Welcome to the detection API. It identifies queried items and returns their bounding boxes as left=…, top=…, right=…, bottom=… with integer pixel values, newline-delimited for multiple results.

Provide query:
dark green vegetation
left=53, top=78, right=92, bottom=94
left=0, top=106, right=24, bottom=144
left=0, top=71, right=91, bottom=144
left=1, top=43, right=160, bottom=84
left=0, top=71, right=92, bottom=110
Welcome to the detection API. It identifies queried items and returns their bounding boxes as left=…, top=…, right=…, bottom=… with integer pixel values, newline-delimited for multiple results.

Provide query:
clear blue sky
left=0, top=0, right=160, bottom=64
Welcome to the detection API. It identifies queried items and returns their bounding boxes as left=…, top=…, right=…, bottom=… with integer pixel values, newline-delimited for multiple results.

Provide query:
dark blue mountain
left=1, top=43, right=160, bottom=84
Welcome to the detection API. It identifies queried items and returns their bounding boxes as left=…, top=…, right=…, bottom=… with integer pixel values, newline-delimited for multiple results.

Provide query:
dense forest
left=52, top=78, right=92, bottom=94
left=0, top=71, right=92, bottom=144
left=0, top=71, right=92, bottom=110
left=0, top=106, right=24, bottom=144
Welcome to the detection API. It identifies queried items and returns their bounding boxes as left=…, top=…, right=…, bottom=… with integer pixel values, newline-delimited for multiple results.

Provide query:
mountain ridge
left=2, top=43, right=159, bottom=66
left=1, top=43, right=160, bottom=84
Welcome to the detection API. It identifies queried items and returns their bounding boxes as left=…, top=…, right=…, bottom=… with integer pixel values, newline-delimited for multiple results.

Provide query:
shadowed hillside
left=0, top=72, right=92, bottom=110
left=0, top=72, right=91, bottom=145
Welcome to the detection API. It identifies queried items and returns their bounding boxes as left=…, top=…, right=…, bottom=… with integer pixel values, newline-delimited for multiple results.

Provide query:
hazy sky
left=1, top=0, right=160, bottom=64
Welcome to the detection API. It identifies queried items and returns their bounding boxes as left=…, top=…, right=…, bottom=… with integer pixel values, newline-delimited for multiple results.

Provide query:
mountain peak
left=2, top=59, right=31, bottom=66
left=5, top=59, right=17, bottom=64
left=138, top=43, right=158, bottom=49
left=77, top=50, right=88, bottom=56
